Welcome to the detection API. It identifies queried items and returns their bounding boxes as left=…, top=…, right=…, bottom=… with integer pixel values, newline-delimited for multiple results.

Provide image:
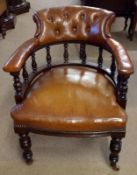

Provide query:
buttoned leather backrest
left=33, top=6, right=115, bottom=47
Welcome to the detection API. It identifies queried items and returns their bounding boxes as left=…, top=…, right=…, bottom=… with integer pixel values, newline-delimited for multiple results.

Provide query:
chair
left=3, top=6, right=134, bottom=170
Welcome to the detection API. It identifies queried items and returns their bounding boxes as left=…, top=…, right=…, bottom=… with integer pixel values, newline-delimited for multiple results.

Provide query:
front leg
left=109, top=137, right=122, bottom=171
left=19, top=133, right=33, bottom=164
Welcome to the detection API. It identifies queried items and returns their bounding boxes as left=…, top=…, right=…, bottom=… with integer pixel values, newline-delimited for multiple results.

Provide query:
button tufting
left=94, top=15, right=99, bottom=22
left=48, top=16, right=54, bottom=23
left=64, top=12, right=69, bottom=19
left=80, top=13, right=85, bottom=20
left=72, top=26, right=77, bottom=32
left=55, top=29, right=60, bottom=35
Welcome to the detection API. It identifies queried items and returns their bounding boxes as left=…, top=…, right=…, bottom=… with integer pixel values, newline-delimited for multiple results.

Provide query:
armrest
left=106, top=38, right=134, bottom=76
left=3, top=38, right=39, bottom=73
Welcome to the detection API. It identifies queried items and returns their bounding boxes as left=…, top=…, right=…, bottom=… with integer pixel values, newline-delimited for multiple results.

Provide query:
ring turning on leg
left=109, top=137, right=122, bottom=171
left=19, top=133, right=33, bottom=164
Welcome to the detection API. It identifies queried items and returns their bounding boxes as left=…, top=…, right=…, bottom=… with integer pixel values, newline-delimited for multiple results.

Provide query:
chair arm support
left=3, top=38, right=39, bottom=73
left=106, top=38, right=134, bottom=76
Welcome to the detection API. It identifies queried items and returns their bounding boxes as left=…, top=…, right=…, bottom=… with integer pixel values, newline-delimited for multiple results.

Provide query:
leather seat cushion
left=11, top=66, right=127, bottom=132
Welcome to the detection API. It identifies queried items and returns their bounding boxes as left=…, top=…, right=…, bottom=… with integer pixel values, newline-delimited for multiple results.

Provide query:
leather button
left=55, top=29, right=60, bottom=35
left=72, top=26, right=77, bottom=32
left=94, top=15, right=99, bottom=22
left=48, top=16, right=54, bottom=22
left=80, top=13, right=85, bottom=20
left=64, top=12, right=69, bottom=19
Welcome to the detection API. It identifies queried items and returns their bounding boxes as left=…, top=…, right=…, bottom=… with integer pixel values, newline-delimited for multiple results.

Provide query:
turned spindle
left=64, top=43, right=69, bottom=64
left=80, top=43, right=86, bottom=64
left=11, top=72, right=22, bottom=103
left=46, top=46, right=51, bottom=68
left=31, top=53, right=37, bottom=73
left=98, top=47, right=103, bottom=68
left=110, top=55, right=116, bottom=79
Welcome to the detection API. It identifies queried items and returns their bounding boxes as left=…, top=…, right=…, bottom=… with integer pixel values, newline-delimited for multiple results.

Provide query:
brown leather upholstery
left=3, top=6, right=134, bottom=76
left=3, top=38, right=39, bottom=73
left=106, top=38, right=134, bottom=75
left=34, top=6, right=114, bottom=46
left=11, top=66, right=127, bottom=132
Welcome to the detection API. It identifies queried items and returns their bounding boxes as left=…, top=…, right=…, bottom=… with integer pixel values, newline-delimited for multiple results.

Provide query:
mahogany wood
left=80, top=44, right=86, bottom=64
left=19, top=133, right=33, bottom=164
left=110, top=55, right=116, bottom=79
left=64, top=43, right=69, bottom=64
left=31, top=53, right=37, bottom=73
left=109, top=137, right=122, bottom=171
left=117, top=75, right=129, bottom=109
left=11, top=72, right=22, bottom=103
left=98, top=47, right=103, bottom=68
left=22, top=64, right=29, bottom=83
left=46, top=46, right=51, bottom=68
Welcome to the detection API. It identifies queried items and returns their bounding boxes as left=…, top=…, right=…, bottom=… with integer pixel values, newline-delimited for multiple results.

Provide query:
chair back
left=33, top=6, right=115, bottom=47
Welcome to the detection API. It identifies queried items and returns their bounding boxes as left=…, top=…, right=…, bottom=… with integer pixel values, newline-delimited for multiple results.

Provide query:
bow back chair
left=3, top=6, right=134, bottom=170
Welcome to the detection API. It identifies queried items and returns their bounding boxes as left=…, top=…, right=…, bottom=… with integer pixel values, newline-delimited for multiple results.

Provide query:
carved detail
left=80, top=44, right=86, bottom=64
left=109, top=137, right=122, bottom=171
left=64, top=43, right=69, bottom=64
left=11, top=72, right=22, bottom=103
left=19, top=133, right=33, bottom=164
left=22, top=64, right=29, bottom=83
left=117, top=75, right=129, bottom=109
left=98, top=47, right=103, bottom=68
left=110, top=55, right=116, bottom=79
left=46, top=46, right=51, bottom=68
left=31, top=53, right=37, bottom=73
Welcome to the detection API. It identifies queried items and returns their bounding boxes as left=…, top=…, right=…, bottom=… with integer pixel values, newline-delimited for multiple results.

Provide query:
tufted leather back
left=33, top=6, right=115, bottom=47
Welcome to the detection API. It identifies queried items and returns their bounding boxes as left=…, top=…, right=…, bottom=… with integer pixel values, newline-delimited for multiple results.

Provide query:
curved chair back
left=33, top=6, right=115, bottom=47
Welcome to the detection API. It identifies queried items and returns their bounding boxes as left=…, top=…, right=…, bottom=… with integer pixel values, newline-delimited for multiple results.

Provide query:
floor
left=0, top=0, right=137, bottom=175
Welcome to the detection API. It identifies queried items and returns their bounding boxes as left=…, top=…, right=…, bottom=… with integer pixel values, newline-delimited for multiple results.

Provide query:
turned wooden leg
left=19, top=133, right=33, bottom=164
left=109, top=137, right=122, bottom=171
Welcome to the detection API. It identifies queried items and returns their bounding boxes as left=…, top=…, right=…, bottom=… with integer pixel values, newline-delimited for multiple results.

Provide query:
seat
left=3, top=6, right=134, bottom=170
left=11, top=66, right=127, bottom=132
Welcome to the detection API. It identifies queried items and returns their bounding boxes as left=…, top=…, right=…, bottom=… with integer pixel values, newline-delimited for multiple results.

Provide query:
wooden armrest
left=3, top=38, right=39, bottom=73
left=106, top=38, right=134, bottom=76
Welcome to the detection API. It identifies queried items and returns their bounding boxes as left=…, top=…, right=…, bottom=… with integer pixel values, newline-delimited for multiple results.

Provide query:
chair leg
left=109, top=137, right=122, bottom=171
left=19, top=133, right=33, bottom=164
